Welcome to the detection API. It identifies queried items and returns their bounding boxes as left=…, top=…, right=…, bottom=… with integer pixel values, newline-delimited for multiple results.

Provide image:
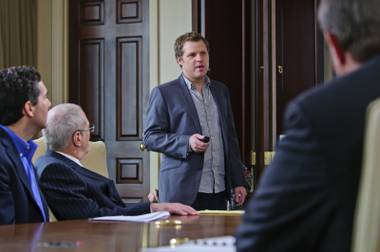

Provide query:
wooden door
left=69, top=0, right=150, bottom=203
left=192, top=0, right=253, bottom=187
left=255, top=0, right=324, bottom=178
left=193, top=0, right=325, bottom=187
left=275, top=0, right=324, bottom=134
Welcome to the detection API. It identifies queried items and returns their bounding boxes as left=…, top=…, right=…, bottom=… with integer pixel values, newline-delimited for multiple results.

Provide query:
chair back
left=32, top=137, right=46, bottom=165
left=33, top=137, right=109, bottom=178
left=82, top=141, right=109, bottom=178
left=352, top=98, right=380, bottom=252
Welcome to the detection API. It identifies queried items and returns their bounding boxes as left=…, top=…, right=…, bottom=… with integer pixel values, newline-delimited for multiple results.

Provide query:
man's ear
left=72, top=131, right=82, bottom=147
left=23, top=101, right=35, bottom=118
left=324, top=31, right=346, bottom=74
left=176, top=56, right=183, bottom=68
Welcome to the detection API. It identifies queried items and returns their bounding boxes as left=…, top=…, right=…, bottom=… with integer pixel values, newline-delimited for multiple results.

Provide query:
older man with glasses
left=35, top=103, right=197, bottom=220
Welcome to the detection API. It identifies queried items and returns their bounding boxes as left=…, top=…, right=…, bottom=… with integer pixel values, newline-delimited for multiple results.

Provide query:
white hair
left=43, top=103, right=87, bottom=151
left=318, top=0, right=380, bottom=62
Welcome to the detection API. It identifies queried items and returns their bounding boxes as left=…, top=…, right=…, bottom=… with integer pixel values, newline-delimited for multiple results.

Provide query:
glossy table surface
left=0, top=215, right=242, bottom=251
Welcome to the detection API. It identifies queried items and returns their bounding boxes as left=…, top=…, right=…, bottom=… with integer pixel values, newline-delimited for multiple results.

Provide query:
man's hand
left=189, top=133, right=209, bottom=152
left=147, top=189, right=159, bottom=203
left=234, top=186, right=247, bottom=206
left=151, top=203, right=198, bottom=216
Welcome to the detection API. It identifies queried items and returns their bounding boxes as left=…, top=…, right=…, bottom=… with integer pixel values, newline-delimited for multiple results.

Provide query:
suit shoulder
left=0, top=143, right=11, bottom=165
left=0, top=137, right=19, bottom=172
left=294, top=61, right=380, bottom=117
left=286, top=60, right=380, bottom=143
left=286, top=79, right=353, bottom=138
left=0, top=133, right=16, bottom=159
left=210, top=79, right=226, bottom=86
left=209, top=79, right=230, bottom=95
left=36, top=154, right=72, bottom=177
left=36, top=154, right=60, bottom=169
left=156, top=78, right=183, bottom=92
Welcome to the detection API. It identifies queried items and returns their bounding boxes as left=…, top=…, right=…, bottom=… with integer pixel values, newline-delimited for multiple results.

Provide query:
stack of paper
left=141, top=236, right=236, bottom=252
left=89, top=211, right=170, bottom=223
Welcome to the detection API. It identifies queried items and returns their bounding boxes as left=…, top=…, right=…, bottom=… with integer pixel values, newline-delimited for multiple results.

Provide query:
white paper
left=90, top=211, right=170, bottom=223
left=141, top=236, right=236, bottom=252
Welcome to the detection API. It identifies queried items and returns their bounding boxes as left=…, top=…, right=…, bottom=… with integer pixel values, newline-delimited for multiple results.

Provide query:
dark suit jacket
left=236, top=55, right=380, bottom=252
left=36, top=151, right=150, bottom=220
left=143, top=76, right=246, bottom=205
left=0, top=128, right=48, bottom=224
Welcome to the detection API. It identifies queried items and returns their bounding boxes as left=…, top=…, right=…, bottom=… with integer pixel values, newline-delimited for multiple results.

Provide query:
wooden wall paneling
left=69, top=0, right=150, bottom=203
left=79, top=39, right=104, bottom=140
left=116, top=36, right=142, bottom=140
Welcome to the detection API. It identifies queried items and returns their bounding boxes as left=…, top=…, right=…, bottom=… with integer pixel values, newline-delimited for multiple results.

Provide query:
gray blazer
left=143, top=76, right=246, bottom=205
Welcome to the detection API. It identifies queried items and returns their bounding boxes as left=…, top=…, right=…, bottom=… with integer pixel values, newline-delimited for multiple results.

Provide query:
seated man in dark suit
left=236, top=0, right=380, bottom=251
left=36, top=103, right=197, bottom=220
left=0, top=66, right=51, bottom=224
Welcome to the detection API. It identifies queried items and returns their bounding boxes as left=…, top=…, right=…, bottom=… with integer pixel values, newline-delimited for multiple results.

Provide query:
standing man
left=0, top=66, right=51, bottom=224
left=236, top=0, right=380, bottom=251
left=144, top=32, right=247, bottom=210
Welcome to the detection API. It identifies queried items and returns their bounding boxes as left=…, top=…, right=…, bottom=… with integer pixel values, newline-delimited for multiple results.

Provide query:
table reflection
left=0, top=215, right=241, bottom=252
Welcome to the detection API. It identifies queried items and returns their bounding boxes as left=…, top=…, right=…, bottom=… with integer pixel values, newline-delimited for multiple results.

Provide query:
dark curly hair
left=0, top=66, right=41, bottom=126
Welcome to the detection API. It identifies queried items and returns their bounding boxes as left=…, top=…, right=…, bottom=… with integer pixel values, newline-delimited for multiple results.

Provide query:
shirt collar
left=182, top=74, right=211, bottom=90
left=55, top=151, right=83, bottom=167
left=0, top=125, right=37, bottom=162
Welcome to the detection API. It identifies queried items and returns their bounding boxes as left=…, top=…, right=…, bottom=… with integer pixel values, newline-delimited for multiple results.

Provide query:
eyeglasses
left=88, top=124, right=95, bottom=133
left=77, top=124, right=95, bottom=134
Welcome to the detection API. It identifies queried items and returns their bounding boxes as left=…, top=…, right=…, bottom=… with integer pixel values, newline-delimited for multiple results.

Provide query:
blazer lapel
left=2, top=138, right=31, bottom=191
left=0, top=135, right=41, bottom=209
left=209, top=82, right=231, bottom=158
left=177, top=76, right=202, bottom=132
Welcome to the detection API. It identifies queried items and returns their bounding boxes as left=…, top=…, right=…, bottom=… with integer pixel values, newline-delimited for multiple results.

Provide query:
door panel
left=276, top=0, right=324, bottom=134
left=257, top=0, right=324, bottom=177
left=193, top=0, right=324, bottom=188
left=69, top=0, right=150, bottom=203
left=192, top=0, right=254, bottom=191
left=192, top=0, right=252, bottom=171
left=79, top=39, right=104, bottom=140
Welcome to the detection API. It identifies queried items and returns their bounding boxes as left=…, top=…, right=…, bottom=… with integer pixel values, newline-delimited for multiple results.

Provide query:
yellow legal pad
left=197, top=210, right=245, bottom=216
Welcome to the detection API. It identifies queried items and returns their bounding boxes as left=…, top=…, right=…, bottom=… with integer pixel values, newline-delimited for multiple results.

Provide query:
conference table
left=0, top=214, right=242, bottom=251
